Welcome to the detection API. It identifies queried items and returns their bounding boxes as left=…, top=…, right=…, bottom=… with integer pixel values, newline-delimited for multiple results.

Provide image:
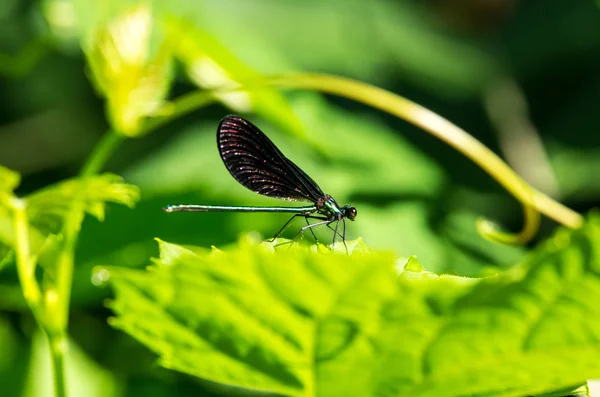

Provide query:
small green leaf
left=401, top=255, right=424, bottom=272
left=0, top=166, right=50, bottom=263
left=0, top=165, right=20, bottom=193
left=85, top=4, right=173, bottom=136
left=0, top=199, right=50, bottom=260
left=26, top=173, right=140, bottom=233
left=104, top=215, right=600, bottom=397
left=0, top=168, right=18, bottom=262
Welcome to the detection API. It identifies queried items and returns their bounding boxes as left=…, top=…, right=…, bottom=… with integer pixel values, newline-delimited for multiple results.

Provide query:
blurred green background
left=1, top=0, right=600, bottom=396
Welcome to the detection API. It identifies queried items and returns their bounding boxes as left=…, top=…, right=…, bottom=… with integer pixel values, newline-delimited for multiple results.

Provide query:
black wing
left=217, top=115, right=325, bottom=203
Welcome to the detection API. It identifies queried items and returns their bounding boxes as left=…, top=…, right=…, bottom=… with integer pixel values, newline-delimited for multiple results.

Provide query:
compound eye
left=349, top=207, right=357, bottom=220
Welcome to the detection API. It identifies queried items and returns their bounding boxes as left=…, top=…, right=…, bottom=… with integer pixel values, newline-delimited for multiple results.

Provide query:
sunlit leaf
left=0, top=204, right=50, bottom=268
left=0, top=165, right=20, bottom=193
left=0, top=167, right=48, bottom=270
left=536, top=383, right=590, bottom=397
left=103, top=214, right=600, bottom=397
left=42, top=0, right=80, bottom=50
left=103, top=238, right=395, bottom=396
left=84, top=4, right=173, bottom=136
left=26, top=173, right=140, bottom=233
left=167, top=17, right=303, bottom=138
left=0, top=167, right=19, bottom=252
left=0, top=168, right=140, bottom=273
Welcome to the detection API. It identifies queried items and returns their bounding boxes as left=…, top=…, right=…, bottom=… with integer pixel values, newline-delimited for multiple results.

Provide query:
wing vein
left=217, top=115, right=325, bottom=203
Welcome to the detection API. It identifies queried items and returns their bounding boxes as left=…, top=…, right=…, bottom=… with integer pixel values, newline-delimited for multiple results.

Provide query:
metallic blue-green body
left=163, top=204, right=317, bottom=214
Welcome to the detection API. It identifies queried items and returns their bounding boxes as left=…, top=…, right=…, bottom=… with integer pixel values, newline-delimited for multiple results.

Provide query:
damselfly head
left=342, top=206, right=357, bottom=221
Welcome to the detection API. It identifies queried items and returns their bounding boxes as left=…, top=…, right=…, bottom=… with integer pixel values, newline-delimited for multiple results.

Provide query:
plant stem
left=12, top=197, right=67, bottom=397
left=267, top=74, right=581, bottom=234
left=80, top=131, right=124, bottom=177
left=42, top=130, right=124, bottom=397
left=268, top=74, right=551, bottom=240
left=51, top=200, right=84, bottom=333
left=11, top=198, right=42, bottom=309
left=141, top=92, right=217, bottom=136
left=53, top=130, right=125, bottom=331
left=48, top=333, right=67, bottom=397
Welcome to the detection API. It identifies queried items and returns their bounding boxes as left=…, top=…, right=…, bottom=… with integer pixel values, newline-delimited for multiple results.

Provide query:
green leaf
left=103, top=215, right=600, bottom=397
left=0, top=165, right=20, bottom=193
left=0, top=167, right=19, bottom=268
left=0, top=166, right=49, bottom=269
left=537, top=383, right=589, bottom=397
left=167, top=17, right=303, bottom=138
left=84, top=4, right=173, bottom=136
left=103, top=237, right=395, bottom=396
left=186, top=1, right=497, bottom=97
left=0, top=170, right=139, bottom=273
left=26, top=173, right=140, bottom=233
left=0, top=205, right=47, bottom=266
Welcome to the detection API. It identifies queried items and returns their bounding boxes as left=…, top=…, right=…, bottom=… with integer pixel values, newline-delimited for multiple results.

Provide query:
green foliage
left=2, top=1, right=599, bottom=396
left=79, top=1, right=303, bottom=139
left=71, top=97, right=523, bottom=282
left=0, top=166, right=43, bottom=270
left=103, top=214, right=600, bottom=397
left=0, top=165, right=20, bottom=193
left=186, top=0, right=496, bottom=96
left=84, top=4, right=173, bottom=136
left=167, top=17, right=303, bottom=137
left=0, top=164, right=141, bottom=396
left=26, top=173, right=140, bottom=233
left=0, top=170, right=140, bottom=273
left=0, top=166, right=19, bottom=271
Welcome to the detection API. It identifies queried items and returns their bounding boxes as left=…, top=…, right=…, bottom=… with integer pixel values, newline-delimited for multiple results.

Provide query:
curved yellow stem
left=267, top=73, right=560, bottom=243
left=157, top=72, right=582, bottom=242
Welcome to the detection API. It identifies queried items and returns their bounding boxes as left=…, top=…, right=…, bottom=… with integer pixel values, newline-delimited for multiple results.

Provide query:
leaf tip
left=402, top=256, right=423, bottom=272
left=155, top=238, right=200, bottom=265
left=103, top=298, right=114, bottom=309
left=106, top=316, right=121, bottom=329
left=0, top=165, right=21, bottom=193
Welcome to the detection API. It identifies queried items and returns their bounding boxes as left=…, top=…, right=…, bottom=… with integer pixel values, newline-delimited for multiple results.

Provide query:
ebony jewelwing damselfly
left=163, top=115, right=357, bottom=247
